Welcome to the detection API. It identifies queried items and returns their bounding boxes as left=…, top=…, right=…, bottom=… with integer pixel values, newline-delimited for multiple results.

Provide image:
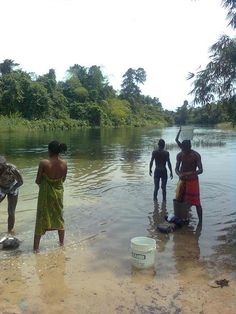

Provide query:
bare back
left=36, top=157, right=67, bottom=184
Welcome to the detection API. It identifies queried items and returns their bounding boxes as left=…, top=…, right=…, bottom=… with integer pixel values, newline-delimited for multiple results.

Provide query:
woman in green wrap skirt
left=33, top=141, right=67, bottom=252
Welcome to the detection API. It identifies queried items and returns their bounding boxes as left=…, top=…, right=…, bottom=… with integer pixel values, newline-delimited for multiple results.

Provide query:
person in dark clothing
left=149, top=139, right=173, bottom=202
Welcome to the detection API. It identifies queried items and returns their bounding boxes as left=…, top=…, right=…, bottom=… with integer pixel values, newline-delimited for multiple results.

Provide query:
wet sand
left=0, top=234, right=235, bottom=314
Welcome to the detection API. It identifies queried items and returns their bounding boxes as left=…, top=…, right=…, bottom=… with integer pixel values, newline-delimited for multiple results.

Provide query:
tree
left=37, top=69, right=69, bottom=117
left=188, top=0, right=236, bottom=107
left=188, top=35, right=236, bottom=104
left=142, top=95, right=163, bottom=110
left=67, top=64, right=88, bottom=86
left=0, top=71, right=24, bottom=114
left=67, top=64, right=115, bottom=101
left=22, top=81, right=51, bottom=119
left=0, top=70, right=52, bottom=118
left=60, top=75, right=89, bottom=103
left=37, top=69, right=57, bottom=94
left=222, top=0, right=236, bottom=28
left=120, top=68, right=146, bottom=100
left=0, top=59, right=19, bottom=76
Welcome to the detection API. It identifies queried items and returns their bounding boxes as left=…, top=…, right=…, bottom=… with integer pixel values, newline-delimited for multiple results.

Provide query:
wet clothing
left=0, top=180, right=19, bottom=198
left=35, top=174, right=64, bottom=236
left=176, top=177, right=201, bottom=206
left=0, top=164, right=20, bottom=198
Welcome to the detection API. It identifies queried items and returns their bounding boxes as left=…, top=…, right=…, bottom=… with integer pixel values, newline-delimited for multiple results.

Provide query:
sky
left=0, top=0, right=235, bottom=110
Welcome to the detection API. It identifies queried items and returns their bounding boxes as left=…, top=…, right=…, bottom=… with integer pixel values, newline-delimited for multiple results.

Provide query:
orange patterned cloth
left=176, top=178, right=201, bottom=206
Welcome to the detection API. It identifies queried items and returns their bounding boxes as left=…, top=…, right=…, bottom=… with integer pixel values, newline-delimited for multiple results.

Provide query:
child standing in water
left=33, top=141, right=67, bottom=253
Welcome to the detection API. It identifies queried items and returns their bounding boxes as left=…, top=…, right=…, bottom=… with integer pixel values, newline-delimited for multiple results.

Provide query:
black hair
left=181, top=140, right=191, bottom=150
left=158, top=139, right=165, bottom=149
left=48, top=140, right=67, bottom=155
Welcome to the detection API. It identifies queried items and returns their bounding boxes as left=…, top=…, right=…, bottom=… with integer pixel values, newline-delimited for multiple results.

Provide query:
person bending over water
left=0, top=156, right=23, bottom=234
left=175, top=139, right=203, bottom=223
left=149, top=139, right=173, bottom=202
left=33, top=141, right=67, bottom=253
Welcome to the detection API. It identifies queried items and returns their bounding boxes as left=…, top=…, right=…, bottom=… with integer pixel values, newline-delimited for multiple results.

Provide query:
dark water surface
left=0, top=126, right=236, bottom=277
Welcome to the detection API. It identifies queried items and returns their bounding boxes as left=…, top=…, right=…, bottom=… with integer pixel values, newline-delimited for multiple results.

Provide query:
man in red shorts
left=175, top=140, right=203, bottom=223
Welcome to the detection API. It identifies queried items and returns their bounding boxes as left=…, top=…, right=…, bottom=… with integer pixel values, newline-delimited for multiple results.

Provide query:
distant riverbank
left=0, top=114, right=234, bottom=132
left=0, top=114, right=167, bottom=131
left=216, top=122, right=235, bottom=130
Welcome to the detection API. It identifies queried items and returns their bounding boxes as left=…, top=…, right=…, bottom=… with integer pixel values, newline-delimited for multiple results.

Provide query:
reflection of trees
left=71, top=128, right=147, bottom=184
left=0, top=130, right=74, bottom=169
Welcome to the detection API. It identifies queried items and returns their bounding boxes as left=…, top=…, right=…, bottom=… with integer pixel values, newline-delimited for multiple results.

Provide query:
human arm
left=195, top=154, right=203, bottom=175
left=175, top=127, right=182, bottom=149
left=149, top=152, right=155, bottom=176
left=35, top=161, right=44, bottom=185
left=167, top=152, right=173, bottom=179
left=62, top=162, right=67, bottom=182
left=175, top=154, right=182, bottom=177
left=11, top=168, right=23, bottom=189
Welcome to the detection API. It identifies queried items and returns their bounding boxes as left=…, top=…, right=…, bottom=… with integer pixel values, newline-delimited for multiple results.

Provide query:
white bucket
left=180, top=126, right=194, bottom=140
left=130, top=237, right=156, bottom=269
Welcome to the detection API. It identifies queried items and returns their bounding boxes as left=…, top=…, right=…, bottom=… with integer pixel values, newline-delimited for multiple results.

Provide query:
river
left=0, top=126, right=235, bottom=313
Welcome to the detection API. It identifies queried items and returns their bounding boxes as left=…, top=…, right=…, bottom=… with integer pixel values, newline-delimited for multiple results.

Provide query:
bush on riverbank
left=0, top=110, right=167, bottom=131
left=0, top=114, right=88, bottom=131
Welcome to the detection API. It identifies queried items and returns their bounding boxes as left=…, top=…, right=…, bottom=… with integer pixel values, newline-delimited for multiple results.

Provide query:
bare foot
left=8, top=229, right=15, bottom=236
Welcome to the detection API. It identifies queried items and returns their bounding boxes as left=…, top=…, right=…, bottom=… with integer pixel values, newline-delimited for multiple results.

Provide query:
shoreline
left=0, top=235, right=235, bottom=314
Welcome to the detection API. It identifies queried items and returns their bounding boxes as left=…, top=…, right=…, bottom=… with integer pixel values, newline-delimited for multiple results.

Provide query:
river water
left=0, top=126, right=236, bottom=313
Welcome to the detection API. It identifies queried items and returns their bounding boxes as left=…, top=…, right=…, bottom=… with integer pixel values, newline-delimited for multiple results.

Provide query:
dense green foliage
left=188, top=0, right=236, bottom=126
left=188, top=36, right=236, bottom=105
left=174, top=100, right=231, bottom=125
left=0, top=1, right=235, bottom=130
left=0, top=61, right=168, bottom=129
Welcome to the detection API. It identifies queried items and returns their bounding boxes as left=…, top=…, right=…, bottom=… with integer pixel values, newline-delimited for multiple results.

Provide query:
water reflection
left=0, top=126, right=235, bottom=278
left=147, top=201, right=170, bottom=255
left=148, top=201, right=168, bottom=231
left=172, top=224, right=202, bottom=269
left=146, top=199, right=204, bottom=275
left=130, top=266, right=156, bottom=284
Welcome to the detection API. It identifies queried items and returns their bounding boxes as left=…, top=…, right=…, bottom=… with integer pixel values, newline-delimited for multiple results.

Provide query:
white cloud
left=0, top=0, right=234, bottom=110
